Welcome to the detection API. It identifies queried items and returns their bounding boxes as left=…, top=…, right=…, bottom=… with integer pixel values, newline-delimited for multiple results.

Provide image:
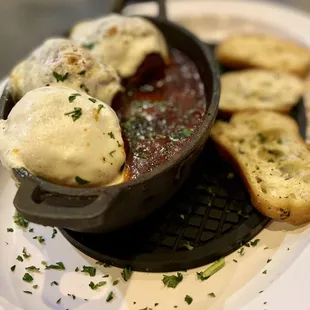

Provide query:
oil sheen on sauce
left=113, top=49, right=206, bottom=179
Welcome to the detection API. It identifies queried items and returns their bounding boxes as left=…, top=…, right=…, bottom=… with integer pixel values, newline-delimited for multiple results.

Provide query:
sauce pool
left=113, top=49, right=206, bottom=179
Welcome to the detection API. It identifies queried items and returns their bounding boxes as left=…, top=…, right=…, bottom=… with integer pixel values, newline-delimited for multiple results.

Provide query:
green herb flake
left=78, top=70, right=86, bottom=76
left=23, top=291, right=32, bottom=295
left=29, top=228, right=34, bottom=233
left=7, top=228, right=14, bottom=232
left=68, top=294, right=76, bottom=300
left=52, top=228, right=57, bottom=239
left=25, top=266, right=40, bottom=272
left=102, top=275, right=109, bottom=278
left=287, top=248, right=290, bottom=251
left=108, top=132, right=115, bottom=139
left=23, top=273, right=34, bottom=283
left=262, top=270, right=267, bottom=274
left=106, top=291, right=114, bottom=302
left=89, top=281, right=106, bottom=290
left=233, top=259, right=238, bottom=263
left=237, top=247, right=245, bottom=256
left=111, top=279, right=119, bottom=286
left=53, top=71, right=69, bottom=83
left=197, top=258, right=225, bottom=281
left=17, top=255, right=23, bottom=262
left=257, top=133, right=267, bottom=143
left=88, top=97, right=97, bottom=103
left=51, top=281, right=59, bottom=286
left=75, top=267, right=79, bottom=272
left=45, top=262, right=65, bottom=270
left=183, top=241, right=194, bottom=251
left=32, top=284, right=38, bottom=289
left=97, top=104, right=104, bottom=114
left=154, top=303, right=159, bottom=307
left=109, top=150, right=116, bottom=158
left=64, top=107, right=82, bottom=122
left=264, top=247, right=269, bottom=250
left=56, top=298, right=61, bottom=304
left=81, top=265, right=96, bottom=277
left=82, top=42, right=95, bottom=50
left=117, top=140, right=121, bottom=147
left=11, top=265, right=16, bottom=272
left=22, top=247, right=31, bottom=259
left=184, top=295, right=193, bottom=305
left=75, top=176, right=89, bottom=185
left=68, top=93, right=81, bottom=103
left=208, top=292, right=216, bottom=297
left=250, top=239, right=260, bottom=247
left=121, top=267, right=132, bottom=282
left=259, top=290, right=264, bottom=294
left=14, top=212, right=29, bottom=229
left=33, top=236, right=45, bottom=244
left=267, top=258, right=272, bottom=264
left=162, top=272, right=183, bottom=288
left=41, top=261, right=47, bottom=266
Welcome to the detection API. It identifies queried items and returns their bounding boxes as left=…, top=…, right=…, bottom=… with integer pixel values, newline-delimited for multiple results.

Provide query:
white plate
left=2, top=1, right=310, bottom=310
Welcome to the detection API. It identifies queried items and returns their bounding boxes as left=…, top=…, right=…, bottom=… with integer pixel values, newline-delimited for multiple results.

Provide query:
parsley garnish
left=259, top=290, right=264, bottom=294
left=82, top=43, right=95, bottom=50
left=25, top=266, right=40, bottom=272
left=56, top=298, right=61, bottom=304
left=106, top=291, right=114, bottom=302
left=75, top=176, right=89, bottom=185
left=89, top=281, right=106, bottom=290
left=14, top=212, right=29, bottom=228
left=23, top=291, right=32, bottom=295
left=113, top=280, right=119, bottom=286
left=108, top=132, right=115, bottom=139
left=250, top=239, right=260, bottom=247
left=264, top=247, right=269, bottom=250
left=33, top=285, right=38, bottom=289
left=88, top=97, right=96, bottom=103
left=17, top=255, right=23, bottom=262
left=237, top=247, right=245, bottom=256
left=23, top=273, right=33, bottom=283
left=185, top=295, right=193, bottom=305
left=68, top=93, right=81, bottom=103
left=7, top=228, right=13, bottom=232
left=41, top=261, right=47, bottom=266
left=51, top=281, right=58, bottom=286
left=262, top=270, right=267, bottom=274
left=121, top=267, right=132, bottom=282
left=75, top=267, right=79, bottom=272
left=172, top=128, right=192, bottom=140
left=162, top=272, right=183, bottom=288
left=45, top=262, right=65, bottom=270
left=68, top=294, right=76, bottom=300
left=233, top=259, right=238, bottom=263
left=197, top=258, right=225, bottom=281
left=22, top=247, right=31, bottom=259
left=33, top=236, right=45, bottom=244
left=117, top=140, right=121, bottom=147
left=78, top=70, right=86, bottom=76
left=11, top=265, right=16, bottom=272
left=64, top=107, right=82, bottom=122
left=208, top=292, right=216, bottom=297
left=29, top=228, right=34, bottom=233
left=155, top=303, right=159, bottom=307
left=98, top=104, right=104, bottom=113
left=81, top=265, right=96, bottom=277
left=53, top=71, right=69, bottom=82
left=102, top=275, right=109, bottom=278
left=267, top=258, right=272, bottom=264
left=52, top=228, right=57, bottom=239
left=109, top=150, right=116, bottom=158
left=183, top=241, right=194, bottom=251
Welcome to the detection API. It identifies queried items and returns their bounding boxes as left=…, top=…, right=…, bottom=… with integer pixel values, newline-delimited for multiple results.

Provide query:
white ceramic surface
left=2, top=1, right=310, bottom=309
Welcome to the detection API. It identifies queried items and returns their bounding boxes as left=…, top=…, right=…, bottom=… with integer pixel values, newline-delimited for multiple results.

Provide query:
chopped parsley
left=52, top=228, right=57, bottom=239
left=75, top=176, right=89, bottom=185
left=81, top=265, right=96, bottom=277
left=208, top=292, right=216, bottom=297
left=23, top=291, right=32, bottom=295
left=109, top=150, right=116, bottom=158
left=7, top=228, right=14, bottom=232
left=259, top=290, right=264, bottom=294
left=233, top=259, right=238, bottom=263
left=162, top=272, right=183, bottom=288
left=197, top=258, right=225, bottom=281
left=51, top=281, right=59, bottom=286
left=112, top=280, right=119, bottom=286
left=108, top=132, right=115, bottom=139
left=262, top=270, right=267, bottom=274
left=64, top=107, right=82, bottom=122
left=11, top=265, right=16, bottom=272
left=53, top=71, right=69, bottom=82
left=121, top=267, right=132, bottom=282
left=250, top=239, right=260, bottom=247
left=33, top=236, right=45, bottom=244
left=68, top=294, right=76, bottom=300
left=102, top=275, right=109, bottom=278
left=45, top=262, right=65, bottom=270
left=75, top=267, right=79, bottom=272
left=106, top=291, right=114, bottom=302
left=264, top=247, right=269, bottom=250
left=237, top=247, right=245, bottom=256
left=56, top=298, right=61, bottom=304
left=29, top=228, right=34, bottom=233
left=78, top=70, right=86, bottom=76
left=33, top=285, right=38, bottom=289
left=183, top=241, right=194, bottom=251
left=17, top=255, right=23, bottom=262
left=82, top=42, right=95, bottom=50
left=88, top=97, right=97, bottom=103
left=267, top=258, right=272, bottom=264
left=23, top=273, right=33, bottom=283
left=68, top=93, right=81, bottom=103
left=89, top=281, right=106, bottom=290
left=14, top=212, right=29, bottom=229
left=172, top=128, right=192, bottom=140
left=22, top=247, right=31, bottom=259
left=41, top=261, right=47, bottom=266
left=25, top=266, right=40, bottom=272
left=184, top=295, right=193, bottom=305
left=117, top=140, right=121, bottom=147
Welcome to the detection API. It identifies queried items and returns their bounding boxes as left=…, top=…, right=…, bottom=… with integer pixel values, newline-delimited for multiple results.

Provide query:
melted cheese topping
left=70, top=14, right=169, bottom=78
left=0, top=87, right=126, bottom=187
left=9, top=38, right=122, bottom=104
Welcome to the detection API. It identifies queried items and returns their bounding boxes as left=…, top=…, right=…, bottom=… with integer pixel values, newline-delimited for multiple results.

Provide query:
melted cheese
left=9, top=38, right=122, bottom=104
left=0, top=86, right=126, bottom=187
left=70, top=14, right=169, bottom=78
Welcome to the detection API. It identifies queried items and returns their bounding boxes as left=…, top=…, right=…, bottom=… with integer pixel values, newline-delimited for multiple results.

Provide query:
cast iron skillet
left=0, top=0, right=220, bottom=233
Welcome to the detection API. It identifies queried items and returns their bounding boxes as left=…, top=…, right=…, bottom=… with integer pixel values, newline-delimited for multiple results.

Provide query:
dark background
left=0, top=0, right=310, bottom=78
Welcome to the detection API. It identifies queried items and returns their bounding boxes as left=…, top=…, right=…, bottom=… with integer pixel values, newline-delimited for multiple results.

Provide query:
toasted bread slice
left=219, top=69, right=304, bottom=115
left=215, top=35, right=310, bottom=78
left=211, top=111, right=310, bottom=224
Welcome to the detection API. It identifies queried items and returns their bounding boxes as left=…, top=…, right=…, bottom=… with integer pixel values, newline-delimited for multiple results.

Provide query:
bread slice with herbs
left=215, top=35, right=310, bottom=78
left=219, top=69, right=304, bottom=115
left=211, top=111, right=310, bottom=224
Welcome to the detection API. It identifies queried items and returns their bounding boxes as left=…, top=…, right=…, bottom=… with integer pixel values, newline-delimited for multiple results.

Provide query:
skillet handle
left=13, top=177, right=120, bottom=231
left=111, top=0, right=167, bottom=20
